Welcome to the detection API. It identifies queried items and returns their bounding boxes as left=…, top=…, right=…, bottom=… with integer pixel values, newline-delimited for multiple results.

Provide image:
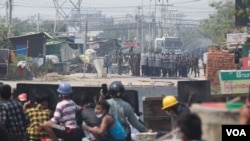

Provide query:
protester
left=82, top=100, right=127, bottom=141
left=79, top=95, right=99, bottom=140
left=80, top=95, right=99, bottom=127
left=26, top=93, right=52, bottom=141
left=0, top=84, right=28, bottom=141
left=161, top=95, right=190, bottom=116
left=176, top=113, right=204, bottom=141
left=41, top=82, right=83, bottom=141
left=99, top=81, right=148, bottom=141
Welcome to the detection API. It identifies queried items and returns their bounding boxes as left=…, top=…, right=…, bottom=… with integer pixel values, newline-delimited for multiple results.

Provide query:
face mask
left=96, top=114, right=103, bottom=118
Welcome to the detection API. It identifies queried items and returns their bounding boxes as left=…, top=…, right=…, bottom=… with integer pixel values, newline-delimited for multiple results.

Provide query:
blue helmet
left=57, top=82, right=73, bottom=95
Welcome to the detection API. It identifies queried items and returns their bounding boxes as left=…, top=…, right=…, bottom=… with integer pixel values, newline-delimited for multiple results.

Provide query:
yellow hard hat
left=161, top=95, right=178, bottom=110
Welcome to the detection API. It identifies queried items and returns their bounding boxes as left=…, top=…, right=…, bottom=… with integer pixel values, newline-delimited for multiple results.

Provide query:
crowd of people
left=0, top=81, right=148, bottom=141
left=0, top=81, right=248, bottom=141
left=104, top=50, right=203, bottom=78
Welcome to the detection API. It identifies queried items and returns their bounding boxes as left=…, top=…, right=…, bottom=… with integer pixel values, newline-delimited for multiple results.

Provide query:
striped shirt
left=0, top=100, right=28, bottom=136
left=50, top=99, right=80, bottom=128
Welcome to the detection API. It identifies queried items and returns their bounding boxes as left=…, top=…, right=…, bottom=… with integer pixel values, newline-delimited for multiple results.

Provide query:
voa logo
left=226, top=129, right=246, bottom=136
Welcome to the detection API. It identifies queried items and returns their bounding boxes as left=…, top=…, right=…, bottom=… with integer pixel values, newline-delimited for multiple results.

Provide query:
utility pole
left=141, top=0, right=144, bottom=53
left=83, top=21, right=88, bottom=77
left=53, top=0, right=58, bottom=34
left=154, top=0, right=157, bottom=39
left=160, top=0, right=164, bottom=37
left=9, top=0, right=12, bottom=26
left=37, top=13, right=40, bottom=32
left=7, top=0, right=13, bottom=37
left=5, top=0, right=8, bottom=27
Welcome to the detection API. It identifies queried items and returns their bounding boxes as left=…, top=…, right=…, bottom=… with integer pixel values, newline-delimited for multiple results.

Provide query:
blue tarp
left=16, top=45, right=27, bottom=55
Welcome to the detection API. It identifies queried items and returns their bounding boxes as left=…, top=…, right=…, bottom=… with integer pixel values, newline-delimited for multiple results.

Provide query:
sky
left=0, top=0, right=216, bottom=21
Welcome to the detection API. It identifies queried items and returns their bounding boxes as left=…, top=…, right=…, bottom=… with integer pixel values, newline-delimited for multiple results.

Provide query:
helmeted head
left=109, top=81, right=125, bottom=98
left=162, top=95, right=179, bottom=115
left=57, top=82, right=73, bottom=95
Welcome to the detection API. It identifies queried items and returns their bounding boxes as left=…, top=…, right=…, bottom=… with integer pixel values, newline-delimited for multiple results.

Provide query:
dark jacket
left=177, top=103, right=190, bottom=116
left=76, top=103, right=100, bottom=127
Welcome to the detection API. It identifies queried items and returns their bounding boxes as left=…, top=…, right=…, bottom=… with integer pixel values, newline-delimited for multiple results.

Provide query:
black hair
left=96, top=100, right=110, bottom=112
left=0, top=84, right=11, bottom=100
left=81, top=95, right=94, bottom=105
left=35, top=93, right=49, bottom=103
left=177, top=113, right=202, bottom=140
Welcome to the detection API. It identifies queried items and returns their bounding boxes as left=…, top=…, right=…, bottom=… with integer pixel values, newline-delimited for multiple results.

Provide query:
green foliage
left=7, top=55, right=53, bottom=80
left=0, top=24, right=12, bottom=49
left=200, top=0, right=242, bottom=43
left=12, top=17, right=36, bottom=35
left=39, top=59, right=53, bottom=74
left=7, top=55, right=33, bottom=80
left=40, top=20, right=67, bottom=34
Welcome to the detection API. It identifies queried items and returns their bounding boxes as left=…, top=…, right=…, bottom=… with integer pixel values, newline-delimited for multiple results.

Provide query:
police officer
left=99, top=81, right=148, bottom=141
left=174, top=54, right=180, bottom=77
left=165, top=52, right=170, bottom=77
left=180, top=56, right=188, bottom=77
left=154, top=48, right=162, bottom=77
left=148, top=52, right=154, bottom=76
left=169, top=52, right=175, bottom=77
left=117, top=51, right=123, bottom=75
left=140, top=52, right=148, bottom=77
left=135, top=53, right=140, bottom=76
left=161, top=52, right=168, bottom=77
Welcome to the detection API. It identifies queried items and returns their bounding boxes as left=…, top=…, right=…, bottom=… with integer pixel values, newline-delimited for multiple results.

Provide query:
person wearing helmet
left=99, top=81, right=148, bottom=141
left=41, top=82, right=83, bottom=141
left=161, top=96, right=190, bottom=116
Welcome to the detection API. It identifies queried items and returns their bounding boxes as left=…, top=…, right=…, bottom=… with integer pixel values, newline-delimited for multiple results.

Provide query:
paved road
left=0, top=72, right=195, bottom=88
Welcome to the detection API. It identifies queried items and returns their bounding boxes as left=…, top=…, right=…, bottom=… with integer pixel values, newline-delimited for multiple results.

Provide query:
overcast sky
left=0, top=0, right=216, bottom=21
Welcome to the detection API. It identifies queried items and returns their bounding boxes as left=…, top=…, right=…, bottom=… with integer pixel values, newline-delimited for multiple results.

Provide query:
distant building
left=9, top=32, right=52, bottom=57
left=68, top=9, right=114, bottom=34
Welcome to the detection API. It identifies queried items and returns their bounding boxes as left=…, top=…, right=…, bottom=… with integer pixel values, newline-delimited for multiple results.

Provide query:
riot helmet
left=109, top=81, right=125, bottom=97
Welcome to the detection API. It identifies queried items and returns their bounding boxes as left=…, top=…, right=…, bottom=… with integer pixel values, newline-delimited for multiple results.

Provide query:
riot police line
left=140, top=51, right=189, bottom=78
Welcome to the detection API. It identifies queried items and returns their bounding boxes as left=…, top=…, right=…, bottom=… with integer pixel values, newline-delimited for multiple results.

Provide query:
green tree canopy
left=0, top=24, right=12, bottom=49
left=200, top=0, right=243, bottom=43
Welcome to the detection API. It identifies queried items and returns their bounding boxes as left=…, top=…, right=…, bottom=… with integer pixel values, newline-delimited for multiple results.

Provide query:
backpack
left=108, top=115, right=127, bottom=140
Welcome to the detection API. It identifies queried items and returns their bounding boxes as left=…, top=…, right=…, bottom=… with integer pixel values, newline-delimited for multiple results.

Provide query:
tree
left=40, top=20, right=67, bottom=34
left=200, top=0, right=243, bottom=43
left=12, top=17, right=36, bottom=35
left=0, top=24, right=12, bottom=49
